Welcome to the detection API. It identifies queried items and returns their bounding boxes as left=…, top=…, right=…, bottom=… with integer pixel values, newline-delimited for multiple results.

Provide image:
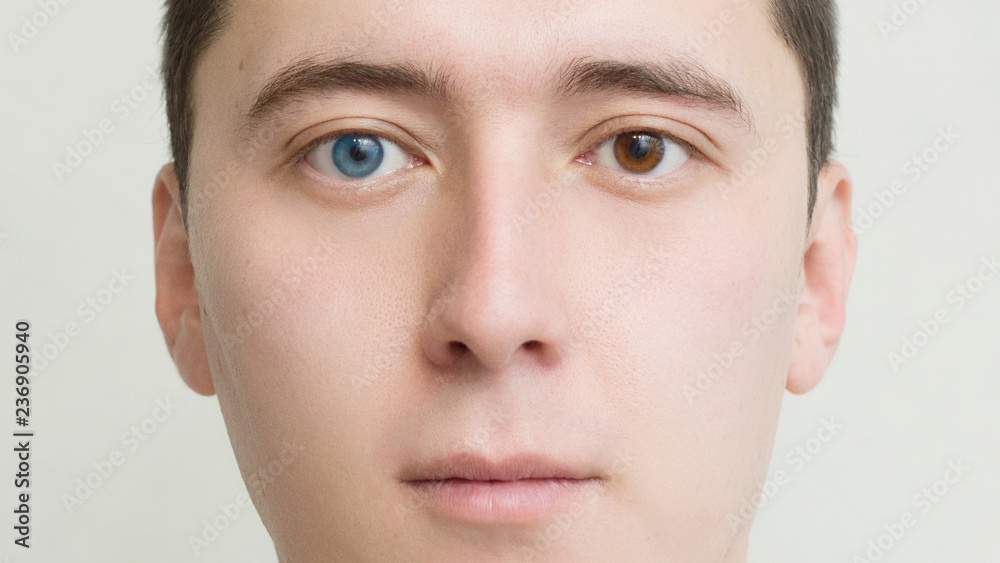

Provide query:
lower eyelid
left=600, top=127, right=703, bottom=160
left=296, top=130, right=404, bottom=164
left=590, top=133, right=692, bottom=174
left=303, top=134, right=419, bottom=182
left=298, top=127, right=697, bottom=184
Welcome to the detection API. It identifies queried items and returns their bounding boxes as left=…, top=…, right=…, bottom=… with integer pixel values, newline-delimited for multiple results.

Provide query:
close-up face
left=152, top=0, right=856, bottom=561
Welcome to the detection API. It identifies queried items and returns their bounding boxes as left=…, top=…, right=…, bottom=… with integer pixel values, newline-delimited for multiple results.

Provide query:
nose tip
left=418, top=125, right=572, bottom=375
left=420, top=262, right=569, bottom=372
left=418, top=199, right=571, bottom=373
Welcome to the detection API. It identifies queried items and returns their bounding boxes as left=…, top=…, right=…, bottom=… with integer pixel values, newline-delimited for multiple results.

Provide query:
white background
left=0, top=1, right=998, bottom=561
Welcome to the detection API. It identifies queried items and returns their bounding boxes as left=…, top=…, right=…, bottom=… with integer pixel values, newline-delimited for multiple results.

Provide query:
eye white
left=305, top=133, right=410, bottom=180
left=592, top=133, right=691, bottom=176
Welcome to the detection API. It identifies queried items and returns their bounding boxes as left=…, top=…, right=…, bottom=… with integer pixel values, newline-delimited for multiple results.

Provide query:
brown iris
left=612, top=132, right=665, bottom=173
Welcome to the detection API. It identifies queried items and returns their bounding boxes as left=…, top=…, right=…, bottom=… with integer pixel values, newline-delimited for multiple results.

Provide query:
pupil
left=613, top=132, right=665, bottom=174
left=349, top=145, right=368, bottom=162
left=629, top=137, right=651, bottom=159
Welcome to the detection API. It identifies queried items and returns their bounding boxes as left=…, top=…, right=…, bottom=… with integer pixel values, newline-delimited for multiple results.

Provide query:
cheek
left=193, top=218, right=358, bottom=447
left=604, top=191, right=799, bottom=543
left=628, top=195, right=797, bottom=400
left=190, top=198, right=434, bottom=535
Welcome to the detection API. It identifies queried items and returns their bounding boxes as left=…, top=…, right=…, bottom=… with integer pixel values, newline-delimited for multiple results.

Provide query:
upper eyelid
left=289, top=129, right=415, bottom=172
left=291, top=128, right=412, bottom=163
left=590, top=127, right=702, bottom=161
left=287, top=122, right=704, bottom=172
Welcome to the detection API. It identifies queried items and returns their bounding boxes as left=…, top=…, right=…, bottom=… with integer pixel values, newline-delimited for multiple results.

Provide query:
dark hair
left=161, top=0, right=232, bottom=216
left=161, top=0, right=839, bottom=222
left=768, top=0, right=840, bottom=221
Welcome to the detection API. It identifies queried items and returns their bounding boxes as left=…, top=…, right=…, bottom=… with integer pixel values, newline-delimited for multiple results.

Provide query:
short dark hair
left=768, top=0, right=840, bottom=221
left=161, top=0, right=231, bottom=217
left=161, top=0, right=839, bottom=222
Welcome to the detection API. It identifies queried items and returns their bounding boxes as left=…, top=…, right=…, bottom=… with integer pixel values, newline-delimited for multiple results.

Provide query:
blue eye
left=333, top=135, right=383, bottom=177
left=305, top=132, right=412, bottom=180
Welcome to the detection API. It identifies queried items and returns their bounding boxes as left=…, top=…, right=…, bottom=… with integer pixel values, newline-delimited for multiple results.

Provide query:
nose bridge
left=421, top=121, right=569, bottom=373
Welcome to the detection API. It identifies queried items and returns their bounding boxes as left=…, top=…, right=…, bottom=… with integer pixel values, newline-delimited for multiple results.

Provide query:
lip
left=399, top=452, right=602, bottom=523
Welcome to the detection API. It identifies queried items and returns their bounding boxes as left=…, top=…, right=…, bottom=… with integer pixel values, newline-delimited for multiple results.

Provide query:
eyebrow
left=246, top=55, right=754, bottom=132
left=247, top=58, right=454, bottom=124
left=554, top=56, right=754, bottom=132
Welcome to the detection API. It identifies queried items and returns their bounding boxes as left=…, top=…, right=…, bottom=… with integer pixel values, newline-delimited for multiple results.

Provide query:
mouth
left=399, top=452, right=603, bottom=523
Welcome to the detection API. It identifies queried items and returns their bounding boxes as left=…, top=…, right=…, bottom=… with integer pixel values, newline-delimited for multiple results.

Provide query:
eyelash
left=586, top=127, right=703, bottom=164
left=290, top=125, right=703, bottom=181
left=291, top=128, right=415, bottom=169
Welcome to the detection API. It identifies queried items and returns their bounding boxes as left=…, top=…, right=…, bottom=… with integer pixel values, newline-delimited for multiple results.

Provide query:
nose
left=419, top=159, right=572, bottom=373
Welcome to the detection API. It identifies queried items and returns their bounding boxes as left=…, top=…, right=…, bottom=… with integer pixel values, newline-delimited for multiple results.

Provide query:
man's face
left=155, top=0, right=853, bottom=560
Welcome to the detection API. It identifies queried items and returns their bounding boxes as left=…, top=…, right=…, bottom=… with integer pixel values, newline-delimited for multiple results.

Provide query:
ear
left=786, top=160, right=858, bottom=394
left=153, top=163, right=215, bottom=396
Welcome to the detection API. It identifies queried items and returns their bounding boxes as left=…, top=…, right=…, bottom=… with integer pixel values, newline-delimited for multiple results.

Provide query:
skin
left=152, top=0, right=857, bottom=561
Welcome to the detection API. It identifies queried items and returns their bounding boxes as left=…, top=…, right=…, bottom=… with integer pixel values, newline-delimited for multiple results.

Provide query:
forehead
left=194, top=0, right=798, bottom=138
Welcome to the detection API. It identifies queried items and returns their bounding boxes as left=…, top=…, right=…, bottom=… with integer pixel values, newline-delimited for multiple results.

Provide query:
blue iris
left=332, top=134, right=384, bottom=178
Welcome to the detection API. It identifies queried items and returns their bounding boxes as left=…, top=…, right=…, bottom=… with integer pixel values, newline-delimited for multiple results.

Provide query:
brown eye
left=590, top=129, right=691, bottom=177
left=612, top=132, right=665, bottom=173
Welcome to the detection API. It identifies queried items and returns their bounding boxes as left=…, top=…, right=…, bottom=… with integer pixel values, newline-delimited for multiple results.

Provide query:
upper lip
left=401, top=451, right=599, bottom=482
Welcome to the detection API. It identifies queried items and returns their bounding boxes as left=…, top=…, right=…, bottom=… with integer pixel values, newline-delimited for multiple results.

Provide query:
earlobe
left=786, top=160, right=858, bottom=394
left=153, top=163, right=215, bottom=396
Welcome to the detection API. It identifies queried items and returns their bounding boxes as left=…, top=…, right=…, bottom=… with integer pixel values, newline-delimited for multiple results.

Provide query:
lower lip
left=405, top=478, right=600, bottom=523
